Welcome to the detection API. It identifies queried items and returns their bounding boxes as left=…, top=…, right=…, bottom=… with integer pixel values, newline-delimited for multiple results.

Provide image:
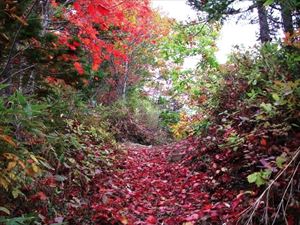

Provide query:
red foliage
left=73, top=62, right=84, bottom=75
left=30, top=192, right=48, bottom=201
left=260, top=138, right=267, bottom=146
left=54, top=0, right=160, bottom=74
left=90, top=139, right=247, bottom=225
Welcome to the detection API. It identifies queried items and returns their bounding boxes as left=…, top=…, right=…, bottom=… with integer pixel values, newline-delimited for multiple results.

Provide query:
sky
left=151, top=0, right=258, bottom=64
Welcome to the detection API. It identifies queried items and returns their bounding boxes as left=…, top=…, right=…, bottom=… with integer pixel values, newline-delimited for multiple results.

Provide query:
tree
left=144, top=22, right=220, bottom=111
left=0, top=0, right=54, bottom=93
left=77, top=9, right=172, bottom=104
left=266, top=0, right=300, bottom=35
left=45, top=0, right=173, bottom=104
left=280, top=2, right=294, bottom=34
left=257, top=0, right=271, bottom=42
left=187, top=0, right=299, bottom=43
left=54, top=0, right=156, bottom=72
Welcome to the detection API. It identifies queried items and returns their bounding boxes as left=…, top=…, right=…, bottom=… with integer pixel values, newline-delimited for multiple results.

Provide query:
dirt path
left=91, top=140, right=241, bottom=225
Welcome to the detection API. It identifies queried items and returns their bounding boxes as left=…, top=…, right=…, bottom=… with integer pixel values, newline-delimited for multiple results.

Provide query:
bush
left=99, top=92, right=170, bottom=145
left=0, top=80, right=117, bottom=223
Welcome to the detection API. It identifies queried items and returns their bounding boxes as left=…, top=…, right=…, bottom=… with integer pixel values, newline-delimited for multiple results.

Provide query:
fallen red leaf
left=146, top=215, right=157, bottom=224
left=260, top=138, right=267, bottom=146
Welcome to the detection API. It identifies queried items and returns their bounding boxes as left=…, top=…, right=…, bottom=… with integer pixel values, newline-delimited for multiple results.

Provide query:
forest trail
left=91, top=139, right=241, bottom=225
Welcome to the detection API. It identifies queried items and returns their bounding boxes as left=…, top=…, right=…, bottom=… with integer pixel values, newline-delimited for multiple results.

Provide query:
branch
left=10, top=64, right=36, bottom=78
left=224, top=4, right=257, bottom=16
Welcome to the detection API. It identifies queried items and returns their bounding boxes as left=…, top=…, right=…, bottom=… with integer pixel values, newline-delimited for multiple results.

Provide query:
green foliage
left=19, top=13, right=42, bottom=39
left=187, top=0, right=240, bottom=21
left=247, top=170, right=272, bottom=187
left=263, top=0, right=274, bottom=6
left=219, top=131, right=245, bottom=151
left=159, top=22, right=219, bottom=68
left=229, top=44, right=300, bottom=125
left=0, top=80, right=119, bottom=222
left=159, top=110, right=180, bottom=129
left=0, top=214, right=36, bottom=225
left=0, top=90, right=48, bottom=192
left=276, top=154, right=287, bottom=169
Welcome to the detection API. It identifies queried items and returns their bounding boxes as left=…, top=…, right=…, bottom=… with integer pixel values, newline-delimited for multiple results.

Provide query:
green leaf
left=39, top=160, right=55, bottom=170
left=0, top=206, right=10, bottom=215
left=294, top=56, right=300, bottom=62
left=12, top=188, right=24, bottom=199
left=272, top=93, right=280, bottom=102
left=0, top=215, right=36, bottom=225
left=0, top=84, right=9, bottom=90
left=16, top=92, right=27, bottom=106
left=24, top=104, right=33, bottom=117
left=276, top=156, right=286, bottom=169
left=255, top=175, right=266, bottom=187
left=260, top=102, right=273, bottom=112
left=247, top=170, right=271, bottom=187
left=264, top=0, right=274, bottom=6
left=261, top=170, right=272, bottom=179
left=247, top=172, right=258, bottom=183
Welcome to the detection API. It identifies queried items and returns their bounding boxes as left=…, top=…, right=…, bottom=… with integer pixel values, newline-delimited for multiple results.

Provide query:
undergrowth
left=166, top=40, right=300, bottom=224
left=0, top=77, right=168, bottom=223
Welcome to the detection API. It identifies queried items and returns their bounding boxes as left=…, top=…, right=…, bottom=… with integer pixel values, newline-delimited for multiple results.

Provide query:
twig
left=271, top=160, right=300, bottom=225
left=237, top=147, right=300, bottom=225
left=9, top=64, right=36, bottom=78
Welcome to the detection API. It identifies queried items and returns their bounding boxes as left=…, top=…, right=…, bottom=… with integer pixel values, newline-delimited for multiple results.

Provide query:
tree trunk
left=256, top=0, right=271, bottom=43
left=41, top=0, right=51, bottom=36
left=280, top=2, right=294, bottom=34
left=122, top=60, right=129, bottom=100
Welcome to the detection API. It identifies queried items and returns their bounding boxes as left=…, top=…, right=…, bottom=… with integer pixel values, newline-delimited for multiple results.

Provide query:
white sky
left=151, top=0, right=258, bottom=64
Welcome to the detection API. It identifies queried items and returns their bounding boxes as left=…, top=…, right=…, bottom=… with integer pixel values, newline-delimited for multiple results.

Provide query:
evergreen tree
left=187, top=0, right=300, bottom=42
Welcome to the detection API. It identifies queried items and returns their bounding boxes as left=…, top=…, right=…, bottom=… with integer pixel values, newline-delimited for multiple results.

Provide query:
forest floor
left=91, top=139, right=250, bottom=225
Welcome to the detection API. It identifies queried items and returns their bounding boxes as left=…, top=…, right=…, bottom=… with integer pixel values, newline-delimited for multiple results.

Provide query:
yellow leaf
left=6, top=161, right=17, bottom=171
left=0, top=176, right=10, bottom=190
left=26, top=164, right=41, bottom=176
left=11, top=14, right=28, bottom=26
left=0, top=206, right=10, bottom=215
left=30, top=154, right=39, bottom=163
left=32, top=163, right=40, bottom=173
left=0, top=33, right=9, bottom=42
left=7, top=172, right=16, bottom=180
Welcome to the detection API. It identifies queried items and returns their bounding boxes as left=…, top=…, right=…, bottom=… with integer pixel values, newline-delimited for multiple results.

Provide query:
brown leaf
left=6, top=161, right=17, bottom=171
left=11, top=14, right=28, bottom=26
left=0, top=134, right=17, bottom=147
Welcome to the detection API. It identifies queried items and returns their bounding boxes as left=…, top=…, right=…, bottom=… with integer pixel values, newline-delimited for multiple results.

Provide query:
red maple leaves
left=52, top=0, right=159, bottom=75
left=73, top=62, right=84, bottom=75
left=91, top=139, right=247, bottom=225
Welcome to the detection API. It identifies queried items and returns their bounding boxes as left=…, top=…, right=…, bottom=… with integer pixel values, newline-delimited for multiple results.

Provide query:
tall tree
left=267, top=0, right=300, bottom=35
left=257, top=0, right=271, bottom=42
left=280, top=2, right=294, bottom=34
left=186, top=0, right=274, bottom=43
